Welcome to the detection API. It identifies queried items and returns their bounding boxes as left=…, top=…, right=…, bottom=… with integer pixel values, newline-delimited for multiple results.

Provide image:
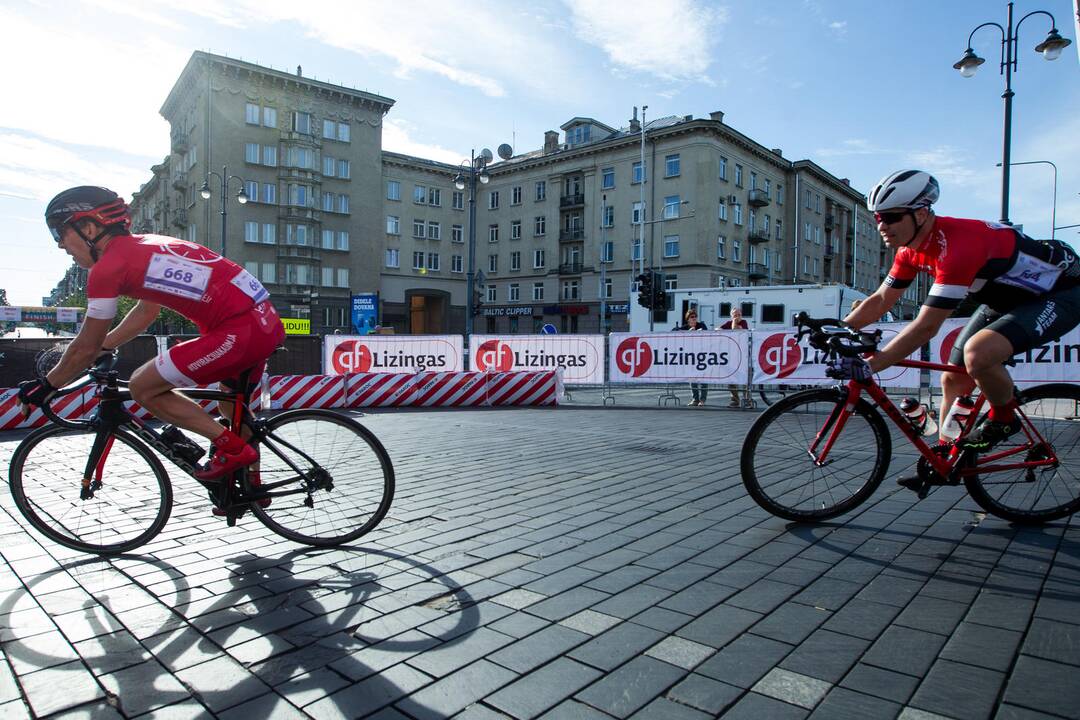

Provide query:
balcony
left=558, top=262, right=585, bottom=274
left=171, top=172, right=186, bottom=191
left=279, top=167, right=320, bottom=183
left=559, top=228, right=585, bottom=242
left=824, top=214, right=836, bottom=231
left=280, top=205, right=321, bottom=222
left=277, top=245, right=322, bottom=262
left=560, top=193, right=584, bottom=208
left=747, top=228, right=770, bottom=244
left=748, top=189, right=770, bottom=207
left=170, top=129, right=189, bottom=154
left=748, top=262, right=768, bottom=280
left=171, top=208, right=188, bottom=228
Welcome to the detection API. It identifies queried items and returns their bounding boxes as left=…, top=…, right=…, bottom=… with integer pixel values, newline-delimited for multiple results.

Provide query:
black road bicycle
left=8, top=357, right=394, bottom=555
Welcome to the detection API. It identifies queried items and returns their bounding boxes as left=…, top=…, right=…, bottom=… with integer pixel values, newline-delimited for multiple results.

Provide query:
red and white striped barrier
left=269, top=374, right=346, bottom=410
left=412, top=372, right=490, bottom=407
left=484, top=371, right=561, bottom=406
left=343, top=373, right=423, bottom=408
left=0, top=386, right=98, bottom=430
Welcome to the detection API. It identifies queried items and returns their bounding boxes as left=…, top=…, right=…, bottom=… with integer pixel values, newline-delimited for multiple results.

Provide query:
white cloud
left=382, top=120, right=465, bottom=166
left=566, top=0, right=727, bottom=82
left=0, top=133, right=152, bottom=203
left=829, top=21, right=848, bottom=35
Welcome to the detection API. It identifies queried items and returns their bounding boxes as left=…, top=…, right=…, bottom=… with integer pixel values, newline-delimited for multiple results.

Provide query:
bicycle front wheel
left=965, top=383, right=1080, bottom=524
left=9, top=426, right=172, bottom=555
left=251, top=409, right=394, bottom=546
left=741, top=388, right=891, bottom=521
left=757, top=384, right=787, bottom=407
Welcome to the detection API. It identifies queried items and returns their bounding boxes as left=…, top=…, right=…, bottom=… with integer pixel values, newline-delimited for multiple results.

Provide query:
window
left=286, top=224, right=309, bottom=246
left=245, top=142, right=259, bottom=163
left=804, top=222, right=811, bottom=242
left=733, top=238, right=742, bottom=263
left=322, top=193, right=334, bottom=212
left=632, top=201, right=644, bottom=224
left=664, top=235, right=680, bottom=258
left=321, top=229, right=335, bottom=249
left=562, top=280, right=580, bottom=300
left=387, top=215, right=400, bottom=234
left=534, top=216, right=546, bottom=236
left=338, top=160, right=350, bottom=179
left=763, top=214, right=771, bottom=233
left=452, top=224, right=463, bottom=243
left=292, top=111, right=312, bottom=134
left=245, top=103, right=259, bottom=124
left=814, top=226, right=821, bottom=245
left=532, top=282, right=545, bottom=301
left=601, top=167, right=615, bottom=189
left=749, top=209, right=756, bottom=230
left=486, top=285, right=497, bottom=303
left=601, top=241, right=614, bottom=263
left=776, top=219, right=783, bottom=241
left=533, top=249, right=545, bottom=269
left=535, top=181, right=546, bottom=201
left=511, top=220, right=522, bottom=240
left=263, top=145, right=277, bottom=166
left=413, top=185, right=427, bottom=204
left=321, top=267, right=334, bottom=287
left=775, top=253, right=783, bottom=273
left=718, top=235, right=727, bottom=259
left=488, top=254, right=498, bottom=273
left=386, top=248, right=400, bottom=267
left=428, top=188, right=441, bottom=207
left=719, top=201, right=728, bottom=222
left=387, top=180, right=401, bottom=201
left=803, top=255, right=810, bottom=274
left=263, top=107, right=277, bottom=128
left=602, top=205, right=614, bottom=228
left=764, top=178, right=771, bottom=198
left=719, top=156, right=728, bottom=181
left=510, top=251, right=521, bottom=271
left=413, top=251, right=425, bottom=270
left=452, top=191, right=464, bottom=210
left=750, top=171, right=758, bottom=190
left=260, top=262, right=276, bottom=283
left=632, top=161, right=645, bottom=184
left=488, top=224, right=499, bottom=243
left=603, top=277, right=613, bottom=298
left=663, top=195, right=681, bottom=219
left=512, top=186, right=522, bottom=205
left=805, top=189, right=813, bottom=208
left=337, top=268, right=349, bottom=287
left=322, top=119, right=336, bottom=139
left=262, top=223, right=276, bottom=244
left=777, top=184, right=784, bottom=205
left=428, top=253, right=440, bottom=271
left=813, top=258, right=819, bottom=276
left=451, top=254, right=463, bottom=273
left=286, top=147, right=313, bottom=169
left=338, top=195, right=350, bottom=214
left=244, top=180, right=258, bottom=200
left=665, top=154, right=680, bottom=177
left=323, top=156, right=336, bottom=177
left=735, top=164, right=743, bottom=187
left=665, top=275, right=677, bottom=292
left=427, top=221, right=441, bottom=240
left=632, top=240, right=642, bottom=261
left=336, top=231, right=348, bottom=251
left=488, top=190, right=500, bottom=210
left=815, top=194, right=822, bottom=213
left=244, top=221, right=259, bottom=243
left=733, top=204, right=743, bottom=225
left=337, top=123, right=350, bottom=142
left=413, top=219, right=425, bottom=238
left=509, top=283, right=520, bottom=302
left=261, top=183, right=276, bottom=204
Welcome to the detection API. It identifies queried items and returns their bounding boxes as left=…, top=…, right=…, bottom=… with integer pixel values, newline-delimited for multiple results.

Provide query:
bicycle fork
left=807, top=388, right=860, bottom=467
left=80, top=431, right=116, bottom=500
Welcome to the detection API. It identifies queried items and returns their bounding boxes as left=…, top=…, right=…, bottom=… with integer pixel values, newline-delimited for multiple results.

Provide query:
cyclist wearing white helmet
left=841, top=170, right=1080, bottom=454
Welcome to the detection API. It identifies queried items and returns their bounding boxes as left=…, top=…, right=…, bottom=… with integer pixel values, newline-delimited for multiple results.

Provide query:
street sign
left=540, top=324, right=558, bottom=334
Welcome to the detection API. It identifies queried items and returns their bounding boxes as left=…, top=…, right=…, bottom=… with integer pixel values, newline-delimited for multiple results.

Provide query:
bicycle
left=740, top=313, right=1080, bottom=524
left=7, top=356, right=395, bottom=555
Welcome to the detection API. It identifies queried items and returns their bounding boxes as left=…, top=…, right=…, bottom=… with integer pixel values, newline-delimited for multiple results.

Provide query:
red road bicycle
left=740, top=314, right=1080, bottom=524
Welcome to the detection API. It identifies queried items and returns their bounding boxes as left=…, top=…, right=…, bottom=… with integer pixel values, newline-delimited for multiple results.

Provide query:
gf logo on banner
left=330, top=340, right=373, bottom=374
left=615, top=337, right=652, bottom=377
left=474, top=340, right=514, bottom=372
left=757, top=333, right=801, bottom=379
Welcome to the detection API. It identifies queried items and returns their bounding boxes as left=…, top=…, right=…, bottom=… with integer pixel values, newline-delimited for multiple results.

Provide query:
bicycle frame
left=809, top=357, right=1059, bottom=481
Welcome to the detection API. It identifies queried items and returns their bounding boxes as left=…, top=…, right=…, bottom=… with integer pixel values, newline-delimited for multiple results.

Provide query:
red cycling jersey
left=884, top=216, right=1080, bottom=311
left=85, top=234, right=270, bottom=331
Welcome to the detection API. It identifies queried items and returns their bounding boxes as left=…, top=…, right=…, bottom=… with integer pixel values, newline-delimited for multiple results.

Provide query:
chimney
left=841, top=178, right=850, bottom=186
left=544, top=130, right=559, bottom=155
left=771, top=148, right=783, bottom=157
left=297, top=65, right=303, bottom=77
left=709, top=110, right=724, bottom=123
left=629, top=106, right=640, bottom=133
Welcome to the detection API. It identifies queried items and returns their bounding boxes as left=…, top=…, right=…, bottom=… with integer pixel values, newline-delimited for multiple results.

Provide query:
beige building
left=126, top=52, right=920, bottom=337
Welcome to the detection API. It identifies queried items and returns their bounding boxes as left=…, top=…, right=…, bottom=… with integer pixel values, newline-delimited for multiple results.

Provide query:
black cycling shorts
left=948, top=285, right=1080, bottom=365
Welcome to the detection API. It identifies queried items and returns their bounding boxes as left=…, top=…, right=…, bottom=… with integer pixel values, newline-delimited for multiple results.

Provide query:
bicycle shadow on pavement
left=1, top=544, right=482, bottom=717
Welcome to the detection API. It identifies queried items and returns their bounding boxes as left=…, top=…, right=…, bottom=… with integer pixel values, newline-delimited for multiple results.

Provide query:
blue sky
left=1, top=0, right=1077, bottom=305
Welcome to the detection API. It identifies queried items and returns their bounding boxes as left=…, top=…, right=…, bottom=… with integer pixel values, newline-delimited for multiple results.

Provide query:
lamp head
left=453, top=173, right=465, bottom=191
left=237, top=187, right=249, bottom=204
left=199, top=181, right=211, bottom=200
left=953, top=48, right=985, bottom=78
left=1035, top=28, right=1071, bottom=61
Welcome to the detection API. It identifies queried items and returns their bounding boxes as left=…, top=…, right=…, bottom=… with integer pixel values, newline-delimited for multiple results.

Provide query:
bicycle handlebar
left=36, top=352, right=121, bottom=430
left=795, top=312, right=881, bottom=358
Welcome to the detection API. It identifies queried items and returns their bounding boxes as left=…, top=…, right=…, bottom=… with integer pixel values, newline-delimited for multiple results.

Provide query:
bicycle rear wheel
left=757, top=384, right=787, bottom=407
left=741, top=388, right=891, bottom=521
left=964, top=383, right=1080, bottom=524
left=251, top=409, right=394, bottom=546
left=8, top=426, right=172, bottom=555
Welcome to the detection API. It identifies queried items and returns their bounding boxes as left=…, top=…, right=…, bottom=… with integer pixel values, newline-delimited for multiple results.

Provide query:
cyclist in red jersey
left=838, top=170, right=1080, bottom=451
left=17, top=187, right=286, bottom=506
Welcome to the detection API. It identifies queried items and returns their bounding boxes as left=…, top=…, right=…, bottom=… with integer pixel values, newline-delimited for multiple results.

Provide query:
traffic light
left=472, top=284, right=484, bottom=315
left=636, top=272, right=653, bottom=308
left=652, top=273, right=667, bottom=310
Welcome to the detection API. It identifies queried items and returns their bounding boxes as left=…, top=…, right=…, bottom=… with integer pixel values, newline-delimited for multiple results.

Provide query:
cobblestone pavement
left=0, top=399, right=1078, bottom=719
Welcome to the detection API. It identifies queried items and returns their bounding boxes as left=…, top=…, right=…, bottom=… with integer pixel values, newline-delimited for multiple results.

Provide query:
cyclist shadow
left=2, top=546, right=481, bottom=717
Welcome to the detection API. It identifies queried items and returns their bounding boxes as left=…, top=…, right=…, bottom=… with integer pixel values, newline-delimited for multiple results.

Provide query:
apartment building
left=122, top=51, right=918, bottom=337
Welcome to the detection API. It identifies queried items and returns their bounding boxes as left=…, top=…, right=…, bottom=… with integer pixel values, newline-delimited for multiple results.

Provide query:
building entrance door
left=409, top=293, right=447, bottom=334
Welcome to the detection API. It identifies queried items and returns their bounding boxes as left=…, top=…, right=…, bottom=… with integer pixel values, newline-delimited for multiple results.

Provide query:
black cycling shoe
left=960, top=417, right=1022, bottom=451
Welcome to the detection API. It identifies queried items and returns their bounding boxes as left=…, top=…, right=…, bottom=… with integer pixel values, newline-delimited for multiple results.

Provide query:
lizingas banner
left=323, top=335, right=464, bottom=375
left=469, top=335, right=604, bottom=385
left=608, top=331, right=749, bottom=383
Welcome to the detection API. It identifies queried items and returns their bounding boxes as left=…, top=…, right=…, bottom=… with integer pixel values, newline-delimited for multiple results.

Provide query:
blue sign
left=351, top=293, right=379, bottom=334
left=540, top=323, right=558, bottom=334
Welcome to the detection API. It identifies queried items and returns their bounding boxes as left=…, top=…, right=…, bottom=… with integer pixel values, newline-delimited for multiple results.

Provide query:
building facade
left=122, top=52, right=921, bottom=337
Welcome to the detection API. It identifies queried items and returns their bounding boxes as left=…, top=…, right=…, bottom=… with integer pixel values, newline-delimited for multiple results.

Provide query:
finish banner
left=751, top=323, right=920, bottom=388
left=608, top=331, right=749, bottom=383
left=930, top=318, right=1080, bottom=386
left=323, top=335, right=464, bottom=375
left=469, top=334, right=604, bottom=385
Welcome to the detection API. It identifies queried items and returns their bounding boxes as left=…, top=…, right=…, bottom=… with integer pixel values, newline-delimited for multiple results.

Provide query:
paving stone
left=575, top=656, right=686, bottom=717
left=894, top=594, right=969, bottom=636
left=861, top=626, right=948, bottom=677
left=778, top=629, right=869, bottom=683
left=3, top=629, right=81, bottom=675
left=1002, top=655, right=1080, bottom=718
left=994, top=703, right=1072, bottom=720
left=306, top=661, right=431, bottom=719
left=173, top=654, right=269, bottom=713
left=964, top=591, right=1035, bottom=632
left=940, top=621, right=1022, bottom=672
left=455, top=704, right=514, bottom=720
left=664, top=673, right=742, bottom=714
left=839, top=663, right=919, bottom=704
left=488, top=625, right=590, bottom=674
left=657, top=580, right=738, bottom=616
left=676, top=603, right=762, bottom=649
left=537, top=699, right=613, bottom=719
left=807, top=686, right=902, bottom=720
left=395, top=659, right=516, bottom=720
left=18, top=660, right=105, bottom=717
left=406, top=627, right=515, bottom=678
left=726, top=579, right=800, bottom=614
left=1020, top=618, right=1080, bottom=666
left=488, top=611, right=551, bottom=639
left=486, top=657, right=602, bottom=719
left=557, top=609, right=622, bottom=636
left=752, top=667, right=831, bottom=709
left=99, top=659, right=191, bottom=716
left=491, top=589, right=548, bottom=610
left=721, top=691, right=810, bottom=720
left=569, top=621, right=665, bottom=672
left=628, top=697, right=711, bottom=719
left=821, top=598, right=903, bottom=641
left=47, top=698, right=124, bottom=718
left=589, top=584, right=674, bottom=619
left=217, top=692, right=307, bottom=719
left=909, top=658, right=1005, bottom=720
left=629, top=607, right=691, bottom=633
left=856, top=574, right=925, bottom=607
left=526, top=587, right=610, bottom=621
left=749, top=601, right=829, bottom=645
left=696, top=632, right=793, bottom=688
left=274, top=667, right=352, bottom=708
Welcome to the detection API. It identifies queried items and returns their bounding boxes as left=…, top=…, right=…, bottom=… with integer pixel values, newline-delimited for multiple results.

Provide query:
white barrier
left=323, top=335, right=464, bottom=374
left=608, top=332, right=750, bottom=384
left=930, top=318, right=1080, bottom=386
left=470, top=335, right=604, bottom=385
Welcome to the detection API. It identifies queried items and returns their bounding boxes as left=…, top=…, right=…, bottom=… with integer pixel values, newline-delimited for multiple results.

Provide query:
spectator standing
left=720, top=307, right=750, bottom=407
left=680, top=309, right=709, bottom=406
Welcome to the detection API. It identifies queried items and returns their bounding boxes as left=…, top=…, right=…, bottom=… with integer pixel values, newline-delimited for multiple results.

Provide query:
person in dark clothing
left=719, top=307, right=749, bottom=407
left=680, top=309, right=709, bottom=406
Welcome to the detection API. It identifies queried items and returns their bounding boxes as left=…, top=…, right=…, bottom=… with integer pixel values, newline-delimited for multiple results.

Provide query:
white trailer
left=629, top=283, right=874, bottom=332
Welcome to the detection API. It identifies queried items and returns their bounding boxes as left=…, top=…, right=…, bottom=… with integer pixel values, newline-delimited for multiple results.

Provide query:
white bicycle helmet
left=866, top=170, right=940, bottom=212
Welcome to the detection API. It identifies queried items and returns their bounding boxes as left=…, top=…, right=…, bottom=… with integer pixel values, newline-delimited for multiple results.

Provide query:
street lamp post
left=199, top=166, right=248, bottom=258
left=453, top=150, right=493, bottom=338
left=953, top=2, right=1071, bottom=225
left=642, top=200, right=692, bottom=332
left=996, top=160, right=1057, bottom=239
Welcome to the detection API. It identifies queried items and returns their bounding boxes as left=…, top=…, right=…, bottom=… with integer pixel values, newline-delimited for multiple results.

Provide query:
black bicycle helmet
left=45, top=186, right=130, bottom=258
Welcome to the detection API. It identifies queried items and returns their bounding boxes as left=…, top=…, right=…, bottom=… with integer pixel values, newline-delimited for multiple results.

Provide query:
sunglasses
left=874, top=210, right=909, bottom=226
